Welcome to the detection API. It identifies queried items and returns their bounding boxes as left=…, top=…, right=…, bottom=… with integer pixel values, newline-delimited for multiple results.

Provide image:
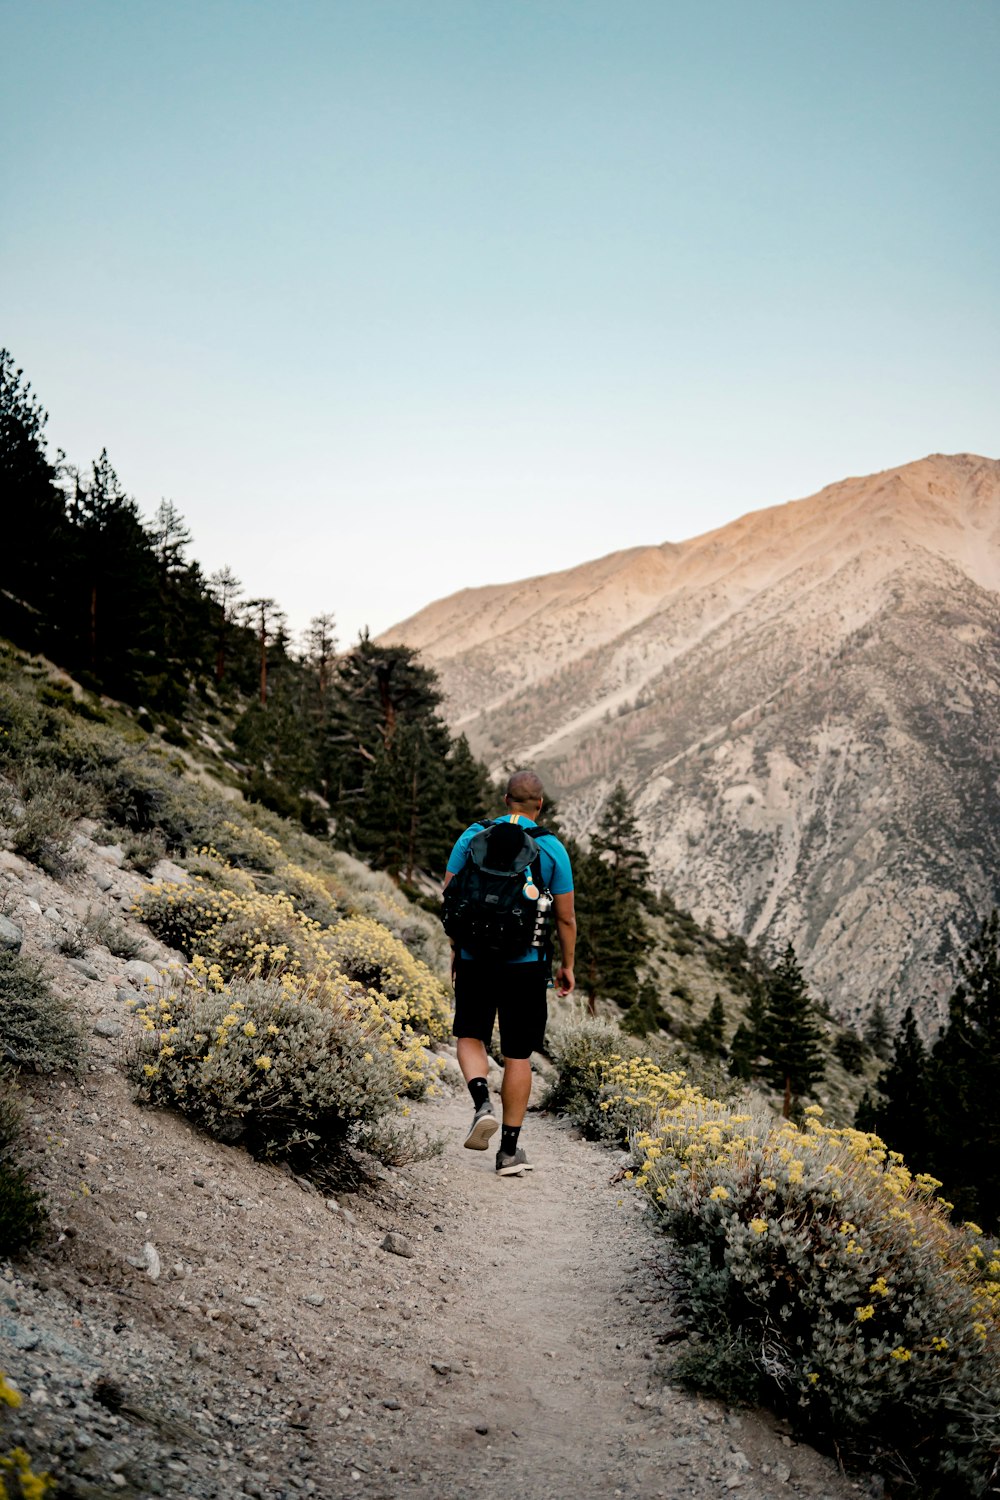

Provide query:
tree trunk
left=259, top=622, right=267, bottom=706
left=783, top=1075, right=792, bottom=1119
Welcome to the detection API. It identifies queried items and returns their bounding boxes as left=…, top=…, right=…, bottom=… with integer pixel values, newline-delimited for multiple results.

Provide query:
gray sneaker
left=495, top=1146, right=534, bottom=1176
left=463, top=1102, right=498, bottom=1150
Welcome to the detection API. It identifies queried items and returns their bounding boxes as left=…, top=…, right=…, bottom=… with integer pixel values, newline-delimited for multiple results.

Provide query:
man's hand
left=555, top=965, right=575, bottom=997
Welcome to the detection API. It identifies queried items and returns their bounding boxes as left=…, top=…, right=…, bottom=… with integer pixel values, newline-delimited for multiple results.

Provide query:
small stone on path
left=380, top=1233, right=415, bottom=1258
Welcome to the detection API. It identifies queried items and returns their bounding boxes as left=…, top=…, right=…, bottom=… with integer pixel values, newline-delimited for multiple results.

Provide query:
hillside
left=382, top=453, right=1000, bottom=1030
left=0, top=643, right=880, bottom=1500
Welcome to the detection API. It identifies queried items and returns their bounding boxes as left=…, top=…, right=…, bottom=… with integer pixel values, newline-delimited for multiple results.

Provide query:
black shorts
left=453, top=958, right=549, bottom=1060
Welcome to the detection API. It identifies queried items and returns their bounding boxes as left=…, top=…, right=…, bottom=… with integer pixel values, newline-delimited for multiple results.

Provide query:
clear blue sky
left=2, top=0, right=998, bottom=644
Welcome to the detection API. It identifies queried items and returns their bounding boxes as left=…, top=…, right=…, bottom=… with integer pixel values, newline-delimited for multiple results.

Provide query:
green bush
left=629, top=1098, right=1000, bottom=1497
left=0, top=1071, right=45, bottom=1257
left=543, top=1018, right=644, bottom=1141
left=130, top=973, right=401, bottom=1180
left=0, top=763, right=93, bottom=878
left=82, top=906, right=146, bottom=961
left=0, top=952, right=84, bottom=1075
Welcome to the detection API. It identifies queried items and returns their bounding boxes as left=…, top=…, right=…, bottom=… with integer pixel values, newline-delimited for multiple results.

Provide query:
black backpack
left=442, top=819, right=553, bottom=960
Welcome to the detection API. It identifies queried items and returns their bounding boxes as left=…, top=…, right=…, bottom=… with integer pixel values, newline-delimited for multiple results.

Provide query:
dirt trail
left=374, top=1086, right=860, bottom=1500
left=0, top=834, right=863, bottom=1498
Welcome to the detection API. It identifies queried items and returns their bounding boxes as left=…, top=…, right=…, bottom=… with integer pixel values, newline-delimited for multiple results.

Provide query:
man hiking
left=442, top=769, right=576, bottom=1176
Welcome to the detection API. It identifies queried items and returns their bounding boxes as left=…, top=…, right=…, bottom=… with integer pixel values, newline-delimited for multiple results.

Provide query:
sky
left=2, top=0, right=999, bottom=646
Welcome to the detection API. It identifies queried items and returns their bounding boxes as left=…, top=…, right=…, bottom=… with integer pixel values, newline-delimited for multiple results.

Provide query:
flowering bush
left=0, top=1373, right=53, bottom=1499
left=130, top=973, right=401, bottom=1176
left=552, top=1032, right=1000, bottom=1497
left=136, top=860, right=451, bottom=1068
left=321, top=915, right=451, bottom=1041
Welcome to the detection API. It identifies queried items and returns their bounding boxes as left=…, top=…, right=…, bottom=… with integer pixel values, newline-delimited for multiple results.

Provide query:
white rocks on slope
left=382, top=454, right=1000, bottom=1027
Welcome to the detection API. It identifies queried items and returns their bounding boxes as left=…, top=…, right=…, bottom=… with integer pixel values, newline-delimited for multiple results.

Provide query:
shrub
left=136, top=871, right=449, bottom=1082
left=628, top=1096, right=1000, bottom=1496
left=0, top=764, right=92, bottom=878
left=0, top=1073, right=45, bottom=1258
left=320, top=915, right=451, bottom=1041
left=82, top=906, right=146, bottom=961
left=0, top=1374, right=54, bottom=1497
left=543, top=1018, right=644, bottom=1140
left=129, top=973, right=401, bottom=1180
left=0, top=953, right=83, bottom=1075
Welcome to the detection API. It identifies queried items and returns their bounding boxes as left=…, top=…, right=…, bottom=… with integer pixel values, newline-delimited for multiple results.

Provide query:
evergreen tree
left=0, top=350, right=70, bottom=652
left=694, top=993, right=727, bottom=1057
left=859, top=1007, right=931, bottom=1165
left=445, top=734, right=496, bottom=844
left=926, top=911, right=1000, bottom=1230
left=728, top=975, right=767, bottom=1080
left=207, top=567, right=243, bottom=686
left=65, top=451, right=159, bottom=695
left=759, top=944, right=825, bottom=1116
left=864, top=1001, right=892, bottom=1061
left=833, top=1029, right=868, bottom=1074
left=575, top=781, right=652, bottom=1014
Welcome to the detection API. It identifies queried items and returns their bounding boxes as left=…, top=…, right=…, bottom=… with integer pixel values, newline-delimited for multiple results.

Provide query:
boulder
left=123, top=959, right=164, bottom=990
left=0, top=915, right=23, bottom=953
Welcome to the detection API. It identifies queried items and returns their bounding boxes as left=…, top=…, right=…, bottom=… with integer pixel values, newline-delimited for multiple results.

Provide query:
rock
left=43, top=906, right=62, bottom=922
left=68, top=959, right=100, bottom=981
left=380, top=1233, right=415, bottom=1259
left=25, top=899, right=42, bottom=916
left=774, top=1461, right=792, bottom=1484
left=475, top=1424, right=489, bottom=1436
left=325, top=1199, right=340, bottom=1213
left=0, top=851, right=26, bottom=877
left=93, top=869, right=114, bottom=892
left=93, top=1019, right=124, bottom=1039
left=189, top=1342, right=209, bottom=1362
left=382, top=1399, right=401, bottom=1410
left=96, top=844, right=125, bottom=867
left=0, top=915, right=23, bottom=953
left=123, top=959, right=163, bottom=989
left=150, top=859, right=191, bottom=885
left=125, top=1242, right=161, bottom=1280
left=430, top=1361, right=451, bottom=1376
left=302, top=1293, right=325, bottom=1307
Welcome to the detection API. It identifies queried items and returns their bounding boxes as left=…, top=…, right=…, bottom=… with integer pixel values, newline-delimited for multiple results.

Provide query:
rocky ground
left=0, top=837, right=873, bottom=1500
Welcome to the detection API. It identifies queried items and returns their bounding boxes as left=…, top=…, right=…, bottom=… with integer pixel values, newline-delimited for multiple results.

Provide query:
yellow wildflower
left=890, top=1347, right=912, bottom=1362
left=869, top=1277, right=890, bottom=1297
left=708, top=1185, right=729, bottom=1201
left=0, top=1374, right=22, bottom=1408
left=855, top=1305, right=875, bottom=1322
left=255, top=1056, right=273, bottom=1071
left=243, top=1021, right=257, bottom=1038
left=750, top=1218, right=768, bottom=1236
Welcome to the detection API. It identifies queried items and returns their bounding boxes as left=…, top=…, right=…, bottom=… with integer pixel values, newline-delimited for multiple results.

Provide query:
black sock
left=501, top=1124, right=521, bottom=1156
left=467, top=1077, right=490, bottom=1110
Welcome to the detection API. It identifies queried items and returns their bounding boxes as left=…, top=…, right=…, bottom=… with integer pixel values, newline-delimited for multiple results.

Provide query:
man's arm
left=553, top=890, right=576, bottom=996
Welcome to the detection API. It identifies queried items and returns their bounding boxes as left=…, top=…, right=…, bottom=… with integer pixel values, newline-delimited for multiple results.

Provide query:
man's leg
left=500, top=1057, right=532, bottom=1128
left=456, top=1035, right=490, bottom=1083
left=453, top=962, right=500, bottom=1150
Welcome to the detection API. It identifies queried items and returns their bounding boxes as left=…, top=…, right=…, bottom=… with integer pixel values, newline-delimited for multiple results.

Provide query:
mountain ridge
left=382, top=453, right=1000, bottom=1026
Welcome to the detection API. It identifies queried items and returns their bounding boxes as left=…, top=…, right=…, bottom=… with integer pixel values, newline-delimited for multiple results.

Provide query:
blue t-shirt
left=446, top=814, right=574, bottom=964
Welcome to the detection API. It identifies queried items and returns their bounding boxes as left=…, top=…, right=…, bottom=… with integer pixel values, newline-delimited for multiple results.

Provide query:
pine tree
left=575, top=781, right=652, bottom=1014
left=694, top=994, right=727, bottom=1057
left=926, top=911, right=1000, bottom=1230
left=864, top=1001, right=892, bottom=1061
left=759, top=944, right=825, bottom=1116
left=0, top=350, right=70, bottom=651
left=728, top=975, right=767, bottom=1080
left=859, top=1007, right=931, bottom=1165
left=833, top=1029, right=868, bottom=1074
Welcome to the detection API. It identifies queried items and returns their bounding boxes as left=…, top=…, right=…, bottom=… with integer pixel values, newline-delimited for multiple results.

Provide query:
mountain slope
left=382, top=454, right=1000, bottom=1026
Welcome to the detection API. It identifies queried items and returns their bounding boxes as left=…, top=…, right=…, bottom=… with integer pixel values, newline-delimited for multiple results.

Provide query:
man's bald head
left=505, top=769, right=545, bottom=809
